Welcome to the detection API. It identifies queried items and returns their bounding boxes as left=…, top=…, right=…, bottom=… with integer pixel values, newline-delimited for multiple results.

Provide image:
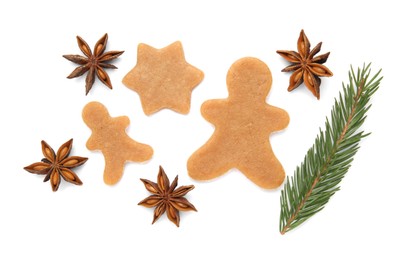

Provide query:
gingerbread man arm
left=113, top=116, right=130, bottom=129
left=200, top=99, right=228, bottom=123
left=86, top=135, right=99, bottom=150
left=265, top=106, right=290, bottom=132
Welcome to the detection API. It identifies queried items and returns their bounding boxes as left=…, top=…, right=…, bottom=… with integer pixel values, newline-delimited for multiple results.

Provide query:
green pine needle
left=279, top=64, right=382, bottom=234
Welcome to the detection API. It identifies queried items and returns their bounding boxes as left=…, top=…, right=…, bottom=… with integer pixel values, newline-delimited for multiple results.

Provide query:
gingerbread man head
left=226, top=57, right=272, bottom=102
left=82, top=101, right=110, bottom=128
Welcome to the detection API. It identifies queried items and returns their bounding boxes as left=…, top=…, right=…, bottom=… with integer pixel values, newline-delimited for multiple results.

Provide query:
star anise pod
left=139, top=166, right=197, bottom=227
left=24, top=139, right=88, bottom=192
left=63, top=33, right=124, bottom=95
left=277, top=29, right=333, bottom=99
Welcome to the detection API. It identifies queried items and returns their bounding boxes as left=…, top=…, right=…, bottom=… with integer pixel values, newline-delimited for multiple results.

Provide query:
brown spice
left=24, top=139, right=87, bottom=191
left=63, top=33, right=124, bottom=95
left=277, top=29, right=333, bottom=99
left=138, top=166, right=197, bottom=227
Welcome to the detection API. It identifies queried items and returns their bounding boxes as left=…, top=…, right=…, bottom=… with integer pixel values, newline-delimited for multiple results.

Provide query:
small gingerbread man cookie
left=187, top=57, right=289, bottom=189
left=82, top=102, right=153, bottom=185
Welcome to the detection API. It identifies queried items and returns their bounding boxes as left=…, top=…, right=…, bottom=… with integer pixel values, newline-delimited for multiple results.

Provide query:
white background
left=1, top=0, right=404, bottom=259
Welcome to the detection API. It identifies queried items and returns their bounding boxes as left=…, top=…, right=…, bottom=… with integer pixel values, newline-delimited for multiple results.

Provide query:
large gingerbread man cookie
left=187, top=57, right=289, bottom=189
left=82, top=101, right=153, bottom=185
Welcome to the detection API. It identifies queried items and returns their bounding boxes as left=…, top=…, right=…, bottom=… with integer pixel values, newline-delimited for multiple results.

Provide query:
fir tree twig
left=279, top=64, right=382, bottom=234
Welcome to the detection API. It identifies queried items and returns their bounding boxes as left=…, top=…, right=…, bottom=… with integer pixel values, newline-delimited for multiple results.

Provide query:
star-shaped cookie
left=122, top=41, right=204, bottom=115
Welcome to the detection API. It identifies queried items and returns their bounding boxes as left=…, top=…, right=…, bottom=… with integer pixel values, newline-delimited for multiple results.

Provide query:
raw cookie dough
left=82, top=101, right=153, bottom=185
left=187, top=57, right=289, bottom=189
left=122, top=41, right=204, bottom=115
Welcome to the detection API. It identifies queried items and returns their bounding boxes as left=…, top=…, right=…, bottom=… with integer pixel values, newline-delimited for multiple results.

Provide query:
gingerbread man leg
left=126, top=142, right=154, bottom=163
left=103, top=142, right=153, bottom=185
left=187, top=141, right=232, bottom=181
left=237, top=148, right=285, bottom=189
left=103, top=154, right=126, bottom=185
